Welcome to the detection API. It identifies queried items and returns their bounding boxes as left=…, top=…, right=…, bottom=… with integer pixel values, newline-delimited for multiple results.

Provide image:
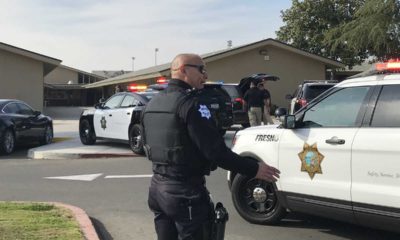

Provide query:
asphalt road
left=1, top=148, right=399, bottom=240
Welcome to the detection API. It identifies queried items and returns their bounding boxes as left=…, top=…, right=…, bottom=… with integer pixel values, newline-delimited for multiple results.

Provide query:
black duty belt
left=154, top=173, right=205, bottom=185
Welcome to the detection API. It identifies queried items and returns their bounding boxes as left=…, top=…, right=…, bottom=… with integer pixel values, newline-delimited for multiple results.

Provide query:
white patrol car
left=79, top=91, right=156, bottom=154
left=228, top=60, right=400, bottom=233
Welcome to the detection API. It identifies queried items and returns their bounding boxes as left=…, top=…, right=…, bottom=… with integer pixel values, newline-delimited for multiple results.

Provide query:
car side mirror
left=33, top=110, right=41, bottom=117
left=94, top=103, right=104, bottom=109
left=285, top=94, right=293, bottom=100
left=282, top=115, right=296, bottom=129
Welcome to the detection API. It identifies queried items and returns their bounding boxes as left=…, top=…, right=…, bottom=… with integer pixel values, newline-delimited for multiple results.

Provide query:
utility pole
left=155, top=48, right=159, bottom=66
left=132, top=57, right=135, bottom=71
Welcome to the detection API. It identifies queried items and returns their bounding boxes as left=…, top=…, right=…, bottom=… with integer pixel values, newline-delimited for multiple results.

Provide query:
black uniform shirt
left=243, top=87, right=267, bottom=108
left=168, top=79, right=259, bottom=178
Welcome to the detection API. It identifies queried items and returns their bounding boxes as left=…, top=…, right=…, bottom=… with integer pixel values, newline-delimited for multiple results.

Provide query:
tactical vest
left=142, top=88, right=211, bottom=178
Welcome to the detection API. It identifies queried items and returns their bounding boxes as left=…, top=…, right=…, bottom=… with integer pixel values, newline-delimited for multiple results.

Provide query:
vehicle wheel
left=0, top=129, right=15, bottom=155
left=39, top=125, right=53, bottom=145
left=129, top=124, right=144, bottom=155
left=79, top=119, right=96, bottom=145
left=231, top=173, right=286, bottom=224
left=241, top=123, right=250, bottom=128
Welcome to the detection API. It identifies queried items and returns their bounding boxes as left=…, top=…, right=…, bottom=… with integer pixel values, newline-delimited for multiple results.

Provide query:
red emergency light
left=156, top=77, right=168, bottom=84
left=127, top=84, right=147, bottom=92
left=376, top=59, right=400, bottom=71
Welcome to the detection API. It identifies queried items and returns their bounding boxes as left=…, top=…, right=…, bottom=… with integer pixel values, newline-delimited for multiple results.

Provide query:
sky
left=0, top=0, right=292, bottom=73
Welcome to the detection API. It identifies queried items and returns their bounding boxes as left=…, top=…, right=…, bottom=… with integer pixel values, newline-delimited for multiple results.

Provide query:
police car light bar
left=128, top=84, right=147, bottom=92
left=156, top=77, right=168, bottom=84
left=376, top=59, right=400, bottom=71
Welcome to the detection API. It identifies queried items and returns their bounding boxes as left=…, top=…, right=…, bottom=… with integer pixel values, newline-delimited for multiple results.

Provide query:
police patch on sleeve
left=198, top=104, right=211, bottom=119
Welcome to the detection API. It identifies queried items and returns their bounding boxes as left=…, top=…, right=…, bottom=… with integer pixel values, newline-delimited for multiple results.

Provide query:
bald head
left=170, top=53, right=207, bottom=89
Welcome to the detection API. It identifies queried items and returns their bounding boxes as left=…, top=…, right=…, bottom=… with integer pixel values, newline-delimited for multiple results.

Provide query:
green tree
left=276, top=0, right=366, bottom=67
left=326, top=0, right=400, bottom=62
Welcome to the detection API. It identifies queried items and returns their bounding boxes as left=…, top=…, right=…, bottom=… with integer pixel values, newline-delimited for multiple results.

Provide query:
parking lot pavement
left=28, top=119, right=276, bottom=160
left=28, top=119, right=136, bottom=160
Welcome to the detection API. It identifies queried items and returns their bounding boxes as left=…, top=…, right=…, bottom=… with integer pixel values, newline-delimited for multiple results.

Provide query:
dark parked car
left=286, top=80, right=338, bottom=114
left=220, top=84, right=249, bottom=128
left=0, top=99, right=53, bottom=155
left=221, top=73, right=280, bottom=128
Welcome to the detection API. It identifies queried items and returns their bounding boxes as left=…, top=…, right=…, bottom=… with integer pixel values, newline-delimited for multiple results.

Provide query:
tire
left=0, top=129, right=15, bottom=155
left=39, top=125, right=53, bottom=145
left=231, top=173, right=286, bottom=225
left=79, top=119, right=96, bottom=145
left=129, top=124, right=144, bottom=155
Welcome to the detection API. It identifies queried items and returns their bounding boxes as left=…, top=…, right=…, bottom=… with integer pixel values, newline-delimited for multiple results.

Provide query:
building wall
left=206, top=46, right=326, bottom=109
left=0, top=49, right=44, bottom=111
left=45, top=66, right=78, bottom=84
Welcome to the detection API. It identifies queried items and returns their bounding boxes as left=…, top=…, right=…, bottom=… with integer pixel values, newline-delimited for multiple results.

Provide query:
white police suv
left=228, top=60, right=400, bottom=233
left=79, top=91, right=156, bottom=154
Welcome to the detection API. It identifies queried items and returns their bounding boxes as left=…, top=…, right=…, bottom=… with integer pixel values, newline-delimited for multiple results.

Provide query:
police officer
left=142, top=53, right=280, bottom=240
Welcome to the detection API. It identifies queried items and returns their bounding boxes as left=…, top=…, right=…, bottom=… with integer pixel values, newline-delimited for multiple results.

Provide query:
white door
left=279, top=86, right=372, bottom=203
left=352, top=84, right=400, bottom=210
left=93, top=94, right=125, bottom=138
left=112, top=95, right=139, bottom=140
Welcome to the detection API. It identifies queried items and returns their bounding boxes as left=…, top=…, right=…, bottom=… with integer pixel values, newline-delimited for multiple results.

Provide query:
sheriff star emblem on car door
left=298, top=143, right=324, bottom=180
left=100, top=116, right=107, bottom=130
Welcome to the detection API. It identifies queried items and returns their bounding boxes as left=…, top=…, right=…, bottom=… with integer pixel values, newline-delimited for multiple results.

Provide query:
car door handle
left=109, top=114, right=112, bottom=117
left=325, top=136, right=345, bottom=145
left=126, top=112, right=131, bottom=115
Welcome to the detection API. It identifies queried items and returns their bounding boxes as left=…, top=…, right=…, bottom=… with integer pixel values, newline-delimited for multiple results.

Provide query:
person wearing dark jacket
left=243, top=80, right=267, bottom=126
left=142, top=53, right=280, bottom=240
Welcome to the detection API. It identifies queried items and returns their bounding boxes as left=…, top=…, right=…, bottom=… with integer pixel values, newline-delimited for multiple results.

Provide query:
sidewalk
left=28, top=119, right=136, bottom=160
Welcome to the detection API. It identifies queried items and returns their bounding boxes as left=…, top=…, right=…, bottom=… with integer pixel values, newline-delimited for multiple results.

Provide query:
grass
left=0, top=202, right=84, bottom=240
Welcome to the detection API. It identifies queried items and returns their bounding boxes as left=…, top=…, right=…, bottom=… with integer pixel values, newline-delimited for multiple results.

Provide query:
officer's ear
left=180, top=65, right=186, bottom=74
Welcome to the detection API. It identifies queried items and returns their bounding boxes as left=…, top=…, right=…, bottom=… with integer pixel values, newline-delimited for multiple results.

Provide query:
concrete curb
left=28, top=150, right=137, bottom=160
left=52, top=202, right=100, bottom=240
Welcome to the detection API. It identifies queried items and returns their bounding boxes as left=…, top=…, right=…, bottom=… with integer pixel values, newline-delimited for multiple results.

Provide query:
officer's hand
left=255, top=162, right=280, bottom=182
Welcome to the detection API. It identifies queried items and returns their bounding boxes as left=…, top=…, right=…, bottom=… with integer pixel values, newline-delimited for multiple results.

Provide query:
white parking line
left=44, top=173, right=103, bottom=181
left=104, top=174, right=153, bottom=179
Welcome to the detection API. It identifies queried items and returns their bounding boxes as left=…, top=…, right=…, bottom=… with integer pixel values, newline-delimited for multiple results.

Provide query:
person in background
left=142, top=53, right=280, bottom=240
left=115, top=85, right=121, bottom=93
left=243, top=80, right=266, bottom=126
left=258, top=81, right=274, bottom=125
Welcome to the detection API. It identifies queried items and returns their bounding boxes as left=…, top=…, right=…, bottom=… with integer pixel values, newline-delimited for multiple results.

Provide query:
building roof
left=59, top=64, right=106, bottom=79
left=85, top=38, right=345, bottom=88
left=0, top=42, right=61, bottom=76
left=92, top=70, right=132, bottom=79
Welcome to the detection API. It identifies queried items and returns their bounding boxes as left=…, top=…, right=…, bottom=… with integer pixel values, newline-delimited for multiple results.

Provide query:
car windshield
left=304, top=85, right=335, bottom=100
left=222, top=85, right=241, bottom=98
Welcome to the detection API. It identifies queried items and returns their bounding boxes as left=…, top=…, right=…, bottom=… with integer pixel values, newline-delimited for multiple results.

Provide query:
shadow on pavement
left=278, top=212, right=400, bottom=240
left=91, top=217, right=114, bottom=240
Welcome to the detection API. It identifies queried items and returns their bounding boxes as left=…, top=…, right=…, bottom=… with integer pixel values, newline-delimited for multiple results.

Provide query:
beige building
left=86, top=39, right=345, bottom=109
left=0, top=42, right=61, bottom=111
left=44, top=65, right=105, bottom=106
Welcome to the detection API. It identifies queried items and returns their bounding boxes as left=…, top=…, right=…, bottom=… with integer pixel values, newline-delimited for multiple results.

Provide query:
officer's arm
left=181, top=101, right=258, bottom=177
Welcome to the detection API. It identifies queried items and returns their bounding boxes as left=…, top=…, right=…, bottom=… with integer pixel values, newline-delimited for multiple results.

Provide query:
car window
left=222, top=85, right=241, bottom=98
left=2, top=103, right=19, bottom=114
left=302, top=86, right=370, bottom=127
left=120, top=95, right=140, bottom=107
left=104, top=94, right=124, bottom=109
left=17, top=103, right=34, bottom=115
left=303, top=85, right=334, bottom=100
left=370, top=85, right=400, bottom=127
